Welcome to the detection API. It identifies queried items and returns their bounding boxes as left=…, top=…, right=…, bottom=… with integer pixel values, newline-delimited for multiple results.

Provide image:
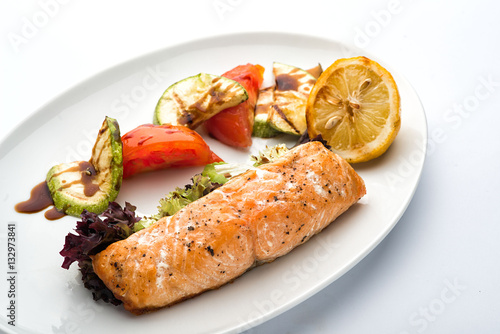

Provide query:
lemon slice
left=154, top=73, right=248, bottom=129
left=306, top=56, right=401, bottom=163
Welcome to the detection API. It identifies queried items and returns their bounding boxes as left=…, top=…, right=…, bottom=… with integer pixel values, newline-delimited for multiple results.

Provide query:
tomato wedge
left=204, top=64, right=264, bottom=148
left=122, top=124, right=222, bottom=178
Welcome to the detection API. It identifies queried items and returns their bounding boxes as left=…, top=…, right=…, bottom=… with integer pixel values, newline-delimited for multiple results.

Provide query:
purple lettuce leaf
left=60, top=201, right=141, bottom=305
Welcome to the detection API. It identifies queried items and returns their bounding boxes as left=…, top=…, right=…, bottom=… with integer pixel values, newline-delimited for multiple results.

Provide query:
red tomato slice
left=205, top=64, right=264, bottom=148
left=121, top=124, right=223, bottom=178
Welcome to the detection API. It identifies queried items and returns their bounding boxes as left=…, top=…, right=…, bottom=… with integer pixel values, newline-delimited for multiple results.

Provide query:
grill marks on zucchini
left=253, top=62, right=320, bottom=137
left=154, top=73, right=248, bottom=129
left=46, top=117, right=123, bottom=217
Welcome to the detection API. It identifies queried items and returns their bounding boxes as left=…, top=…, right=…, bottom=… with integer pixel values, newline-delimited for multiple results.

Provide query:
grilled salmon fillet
left=92, top=141, right=366, bottom=314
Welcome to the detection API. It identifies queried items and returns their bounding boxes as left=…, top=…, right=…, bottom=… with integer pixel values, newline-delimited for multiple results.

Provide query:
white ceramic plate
left=0, top=33, right=426, bottom=334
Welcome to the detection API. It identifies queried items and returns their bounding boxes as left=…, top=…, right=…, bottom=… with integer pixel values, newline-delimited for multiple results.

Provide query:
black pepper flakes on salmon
left=206, top=246, right=214, bottom=256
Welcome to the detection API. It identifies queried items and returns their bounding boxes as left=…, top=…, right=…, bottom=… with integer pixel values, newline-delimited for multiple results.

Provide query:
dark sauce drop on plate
left=15, top=181, right=54, bottom=213
left=44, top=207, right=67, bottom=220
left=15, top=161, right=101, bottom=220
left=15, top=181, right=66, bottom=220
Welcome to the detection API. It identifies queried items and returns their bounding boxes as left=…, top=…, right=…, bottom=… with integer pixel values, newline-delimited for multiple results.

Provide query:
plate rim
left=0, top=31, right=427, bottom=334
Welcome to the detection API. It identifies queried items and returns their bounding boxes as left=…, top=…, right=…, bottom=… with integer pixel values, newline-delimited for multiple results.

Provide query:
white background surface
left=1, top=0, right=499, bottom=333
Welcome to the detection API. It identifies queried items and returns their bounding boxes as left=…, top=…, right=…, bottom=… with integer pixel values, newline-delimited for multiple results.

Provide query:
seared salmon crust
left=92, top=141, right=366, bottom=314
